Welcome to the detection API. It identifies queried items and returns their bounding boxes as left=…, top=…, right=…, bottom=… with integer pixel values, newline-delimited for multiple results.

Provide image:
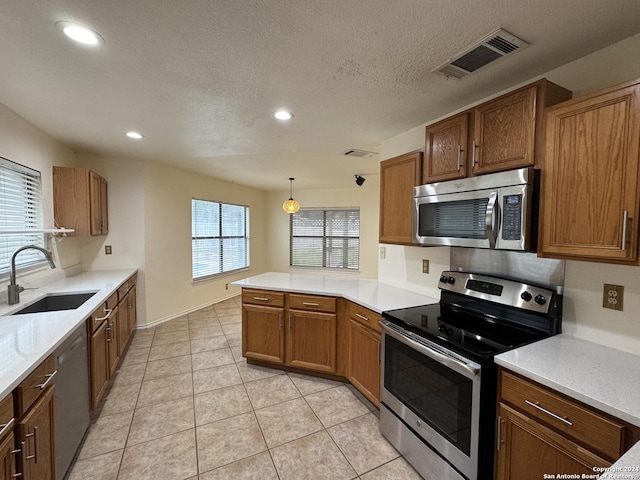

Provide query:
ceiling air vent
left=433, top=28, right=528, bottom=80
left=342, top=149, right=377, bottom=158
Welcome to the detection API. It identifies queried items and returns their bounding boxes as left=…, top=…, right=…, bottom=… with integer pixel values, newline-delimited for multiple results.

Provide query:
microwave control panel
left=502, top=194, right=522, bottom=240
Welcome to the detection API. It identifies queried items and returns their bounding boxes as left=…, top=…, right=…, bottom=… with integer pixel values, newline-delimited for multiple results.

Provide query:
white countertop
left=232, top=272, right=439, bottom=313
left=495, top=334, right=640, bottom=427
left=0, top=269, right=136, bottom=399
left=495, top=335, right=640, bottom=478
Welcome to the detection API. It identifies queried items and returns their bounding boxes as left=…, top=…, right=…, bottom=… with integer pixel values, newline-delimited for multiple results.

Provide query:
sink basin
left=11, top=292, right=97, bottom=315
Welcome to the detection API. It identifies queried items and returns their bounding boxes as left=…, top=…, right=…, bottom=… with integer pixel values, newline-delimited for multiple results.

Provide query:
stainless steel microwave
left=413, top=167, right=539, bottom=250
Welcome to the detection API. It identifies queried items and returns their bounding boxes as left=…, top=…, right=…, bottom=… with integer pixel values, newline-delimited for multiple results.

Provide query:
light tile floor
left=67, top=296, right=423, bottom=480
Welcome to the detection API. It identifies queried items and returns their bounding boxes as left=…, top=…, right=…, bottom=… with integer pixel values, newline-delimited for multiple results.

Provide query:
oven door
left=380, top=321, right=482, bottom=480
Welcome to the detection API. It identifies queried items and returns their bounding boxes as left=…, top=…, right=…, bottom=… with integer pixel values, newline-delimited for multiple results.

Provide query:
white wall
left=143, top=162, right=267, bottom=326
left=265, top=181, right=380, bottom=279
left=377, top=33, right=640, bottom=355
left=0, top=102, right=82, bottom=290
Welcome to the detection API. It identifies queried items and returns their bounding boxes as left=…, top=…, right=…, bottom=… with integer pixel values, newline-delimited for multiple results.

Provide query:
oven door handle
left=381, top=322, right=481, bottom=378
left=486, top=191, right=499, bottom=249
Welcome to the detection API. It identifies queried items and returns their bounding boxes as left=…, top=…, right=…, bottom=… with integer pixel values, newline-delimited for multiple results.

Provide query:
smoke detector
left=342, top=149, right=377, bottom=158
left=433, top=28, right=529, bottom=80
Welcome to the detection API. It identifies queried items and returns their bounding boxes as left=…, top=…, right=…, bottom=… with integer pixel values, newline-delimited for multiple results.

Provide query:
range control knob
left=534, top=294, right=547, bottom=305
left=520, top=291, right=532, bottom=302
left=447, top=276, right=456, bottom=285
left=439, top=275, right=448, bottom=283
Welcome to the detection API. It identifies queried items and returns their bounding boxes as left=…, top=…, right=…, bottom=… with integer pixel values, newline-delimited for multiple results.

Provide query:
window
left=0, top=157, right=45, bottom=275
left=290, top=208, right=359, bottom=270
left=191, top=199, right=249, bottom=280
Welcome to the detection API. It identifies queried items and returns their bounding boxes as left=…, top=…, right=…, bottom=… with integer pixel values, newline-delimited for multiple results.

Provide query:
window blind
left=192, top=199, right=249, bottom=280
left=290, top=208, right=359, bottom=270
left=0, top=157, right=45, bottom=275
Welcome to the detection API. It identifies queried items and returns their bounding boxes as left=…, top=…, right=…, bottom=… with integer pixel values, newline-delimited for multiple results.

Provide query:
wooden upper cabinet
left=539, top=78, right=640, bottom=264
left=53, top=167, right=108, bottom=237
left=423, top=112, right=469, bottom=183
left=472, top=85, right=537, bottom=175
left=90, top=171, right=108, bottom=235
left=421, top=79, right=571, bottom=183
left=379, top=150, right=422, bottom=245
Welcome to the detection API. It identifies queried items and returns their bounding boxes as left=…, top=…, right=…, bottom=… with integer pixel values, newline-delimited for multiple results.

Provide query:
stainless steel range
left=380, top=271, right=562, bottom=480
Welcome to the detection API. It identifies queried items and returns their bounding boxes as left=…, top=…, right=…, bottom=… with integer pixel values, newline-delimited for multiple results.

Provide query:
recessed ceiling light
left=125, top=131, right=144, bottom=139
left=57, top=22, right=104, bottom=46
left=274, top=110, right=294, bottom=121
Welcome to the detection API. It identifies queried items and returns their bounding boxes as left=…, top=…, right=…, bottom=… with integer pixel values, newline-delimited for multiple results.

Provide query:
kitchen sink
left=11, top=292, right=97, bottom=315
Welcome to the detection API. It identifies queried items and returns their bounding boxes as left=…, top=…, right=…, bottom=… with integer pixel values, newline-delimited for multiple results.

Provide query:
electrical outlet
left=380, top=246, right=386, bottom=259
left=603, top=284, right=624, bottom=311
left=422, top=259, right=429, bottom=274
left=225, top=283, right=229, bottom=290
left=105, top=245, right=112, bottom=255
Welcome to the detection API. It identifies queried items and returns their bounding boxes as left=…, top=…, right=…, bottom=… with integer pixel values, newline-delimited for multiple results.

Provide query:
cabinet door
left=423, top=112, right=469, bottom=183
left=118, top=297, right=129, bottom=356
left=496, top=403, right=610, bottom=480
left=17, top=386, right=55, bottom=480
left=242, top=305, right=285, bottom=364
left=0, top=430, right=16, bottom=480
left=379, top=150, right=422, bottom=245
left=89, top=171, right=103, bottom=236
left=347, top=320, right=381, bottom=407
left=540, top=82, right=640, bottom=263
left=107, top=306, right=120, bottom=377
left=287, top=310, right=336, bottom=373
left=473, top=85, right=536, bottom=175
left=89, top=320, right=109, bottom=410
left=127, top=286, right=137, bottom=336
left=99, top=176, right=108, bottom=235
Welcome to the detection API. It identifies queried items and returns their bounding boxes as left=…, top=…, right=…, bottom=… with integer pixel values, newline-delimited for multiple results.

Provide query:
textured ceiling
left=1, top=0, right=640, bottom=191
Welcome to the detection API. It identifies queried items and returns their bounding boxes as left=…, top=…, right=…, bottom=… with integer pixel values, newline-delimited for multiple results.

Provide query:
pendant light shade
left=283, top=177, right=300, bottom=213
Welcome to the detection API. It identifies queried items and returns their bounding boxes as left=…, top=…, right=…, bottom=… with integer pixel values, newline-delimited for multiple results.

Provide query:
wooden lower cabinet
left=0, top=430, right=16, bottom=480
left=242, top=304, right=285, bottom=364
left=16, top=386, right=56, bottom=480
left=496, top=403, right=609, bottom=480
left=89, top=319, right=109, bottom=411
left=347, top=319, right=381, bottom=407
left=107, top=306, right=120, bottom=378
left=287, top=310, right=336, bottom=373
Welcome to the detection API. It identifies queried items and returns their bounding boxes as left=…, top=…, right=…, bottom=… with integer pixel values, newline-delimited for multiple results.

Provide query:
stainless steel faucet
left=8, top=245, right=56, bottom=305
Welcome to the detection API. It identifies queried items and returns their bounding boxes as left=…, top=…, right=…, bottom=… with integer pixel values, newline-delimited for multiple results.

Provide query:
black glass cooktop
left=382, top=302, right=546, bottom=361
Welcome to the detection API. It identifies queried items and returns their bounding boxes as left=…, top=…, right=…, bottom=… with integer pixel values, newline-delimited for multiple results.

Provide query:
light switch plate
left=422, top=259, right=429, bottom=274
left=105, top=245, right=112, bottom=255
left=603, top=284, right=624, bottom=311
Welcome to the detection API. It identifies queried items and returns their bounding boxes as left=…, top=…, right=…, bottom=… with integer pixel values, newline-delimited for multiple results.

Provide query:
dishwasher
left=53, top=322, right=91, bottom=479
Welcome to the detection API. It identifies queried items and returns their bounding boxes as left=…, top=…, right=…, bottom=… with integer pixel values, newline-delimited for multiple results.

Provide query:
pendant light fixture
left=282, top=177, right=300, bottom=214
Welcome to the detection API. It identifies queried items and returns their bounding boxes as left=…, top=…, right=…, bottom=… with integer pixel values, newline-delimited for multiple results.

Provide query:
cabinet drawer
left=15, top=355, right=56, bottom=417
left=500, top=370, right=624, bottom=460
left=348, top=302, right=381, bottom=333
left=106, top=291, right=119, bottom=310
left=289, top=294, right=336, bottom=313
left=0, top=394, right=14, bottom=437
left=118, top=280, right=129, bottom=302
left=242, top=289, right=285, bottom=307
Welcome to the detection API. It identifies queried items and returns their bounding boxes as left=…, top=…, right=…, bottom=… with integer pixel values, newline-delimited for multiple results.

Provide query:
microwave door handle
left=486, top=192, right=499, bottom=248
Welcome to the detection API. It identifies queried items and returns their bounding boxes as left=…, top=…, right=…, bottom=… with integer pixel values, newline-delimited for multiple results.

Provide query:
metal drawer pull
left=0, top=418, right=15, bottom=437
left=26, top=427, right=38, bottom=461
left=95, top=308, right=113, bottom=322
left=621, top=210, right=628, bottom=250
left=302, top=302, right=319, bottom=307
left=356, top=313, right=370, bottom=322
left=456, top=145, right=462, bottom=171
left=472, top=140, right=478, bottom=166
left=253, top=297, right=270, bottom=301
left=525, top=400, right=573, bottom=426
left=36, top=370, right=57, bottom=390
